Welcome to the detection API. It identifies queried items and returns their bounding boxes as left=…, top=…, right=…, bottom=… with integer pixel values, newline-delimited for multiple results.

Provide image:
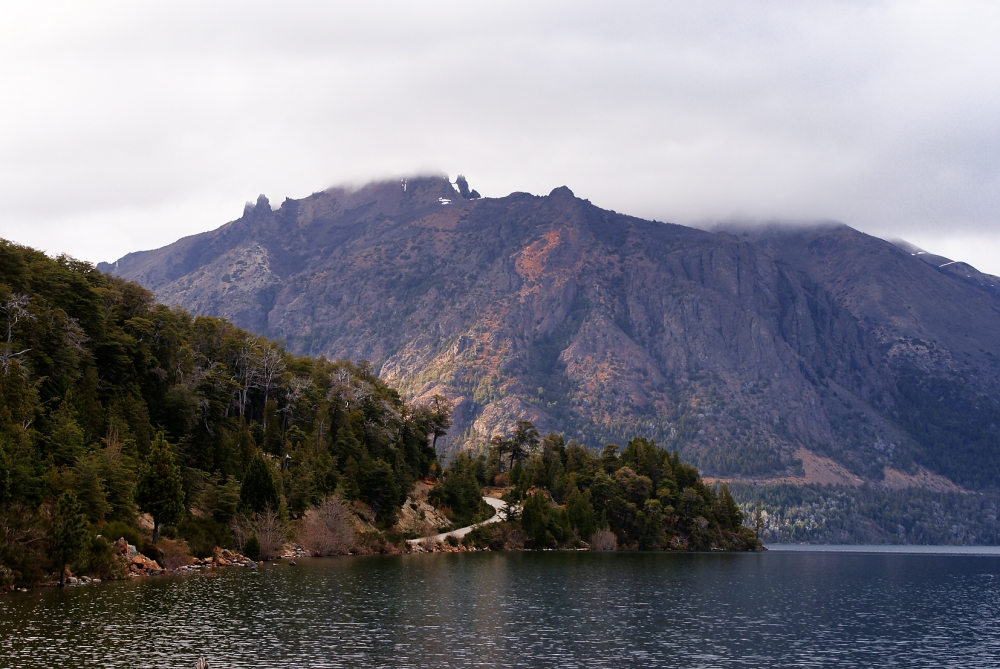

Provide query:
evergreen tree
left=136, top=433, right=185, bottom=544
left=49, top=492, right=88, bottom=587
left=566, top=485, right=596, bottom=540
left=427, top=452, right=485, bottom=528
left=361, top=459, right=401, bottom=527
left=333, top=425, right=364, bottom=469
left=49, top=393, right=86, bottom=467
left=717, top=484, right=744, bottom=531
left=240, top=452, right=280, bottom=513
left=243, top=533, right=261, bottom=561
left=71, top=457, right=110, bottom=523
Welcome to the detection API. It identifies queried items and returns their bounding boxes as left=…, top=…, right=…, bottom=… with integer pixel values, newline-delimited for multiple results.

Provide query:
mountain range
left=100, top=175, right=1000, bottom=493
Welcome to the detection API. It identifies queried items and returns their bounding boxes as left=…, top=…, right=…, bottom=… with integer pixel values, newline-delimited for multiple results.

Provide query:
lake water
left=2, top=546, right=1000, bottom=668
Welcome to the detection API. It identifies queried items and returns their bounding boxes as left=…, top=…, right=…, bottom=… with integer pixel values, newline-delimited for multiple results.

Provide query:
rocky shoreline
left=13, top=540, right=268, bottom=592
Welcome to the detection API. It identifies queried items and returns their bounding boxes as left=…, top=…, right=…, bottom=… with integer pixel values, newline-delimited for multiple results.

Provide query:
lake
left=2, top=546, right=1000, bottom=668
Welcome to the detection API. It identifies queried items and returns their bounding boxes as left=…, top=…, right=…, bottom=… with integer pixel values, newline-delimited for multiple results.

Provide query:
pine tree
left=717, top=484, right=744, bottom=531
left=136, top=432, right=185, bottom=544
left=240, top=452, right=280, bottom=513
left=50, top=492, right=88, bottom=586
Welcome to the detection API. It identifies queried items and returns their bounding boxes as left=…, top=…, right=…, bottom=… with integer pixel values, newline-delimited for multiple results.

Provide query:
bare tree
left=231, top=508, right=286, bottom=560
left=0, top=294, right=34, bottom=375
left=231, top=337, right=261, bottom=418
left=257, top=346, right=286, bottom=408
left=253, top=508, right=286, bottom=560
left=297, top=495, right=356, bottom=556
left=63, top=316, right=89, bottom=354
left=0, top=293, right=32, bottom=344
left=280, top=374, right=312, bottom=430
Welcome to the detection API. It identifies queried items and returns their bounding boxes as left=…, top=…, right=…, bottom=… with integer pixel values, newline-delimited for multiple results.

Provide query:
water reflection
left=2, top=551, right=999, bottom=667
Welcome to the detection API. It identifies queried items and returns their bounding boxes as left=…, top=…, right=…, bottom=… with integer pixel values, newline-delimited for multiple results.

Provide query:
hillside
left=101, top=176, right=1000, bottom=492
left=0, top=239, right=761, bottom=588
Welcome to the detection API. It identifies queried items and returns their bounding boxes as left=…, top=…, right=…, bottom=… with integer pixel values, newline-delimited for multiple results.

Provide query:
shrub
left=465, top=523, right=525, bottom=551
left=140, top=542, right=161, bottom=562
left=243, top=533, right=261, bottom=561
left=297, top=495, right=355, bottom=556
left=177, top=515, right=232, bottom=558
left=589, top=528, right=618, bottom=551
left=155, top=537, right=191, bottom=569
left=100, top=520, right=143, bottom=549
left=232, top=508, right=285, bottom=560
left=0, top=565, right=15, bottom=592
left=84, top=535, right=128, bottom=580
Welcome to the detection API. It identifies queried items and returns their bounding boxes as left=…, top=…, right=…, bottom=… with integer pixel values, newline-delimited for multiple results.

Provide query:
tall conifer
left=136, top=433, right=185, bottom=544
left=50, top=492, right=88, bottom=586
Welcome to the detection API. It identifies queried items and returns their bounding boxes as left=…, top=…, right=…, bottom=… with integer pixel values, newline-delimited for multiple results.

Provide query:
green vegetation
left=243, top=533, right=261, bottom=561
left=48, top=492, right=88, bottom=586
left=730, top=483, right=1000, bottom=545
left=427, top=452, right=491, bottom=528
left=461, top=429, right=760, bottom=551
left=0, top=239, right=444, bottom=588
left=136, top=433, right=185, bottom=544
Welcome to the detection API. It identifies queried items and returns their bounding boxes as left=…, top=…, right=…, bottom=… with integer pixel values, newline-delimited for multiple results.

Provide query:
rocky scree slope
left=101, top=177, right=1000, bottom=490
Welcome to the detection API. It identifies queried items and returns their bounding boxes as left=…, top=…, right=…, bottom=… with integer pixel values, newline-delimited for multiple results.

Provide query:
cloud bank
left=1, top=1, right=998, bottom=272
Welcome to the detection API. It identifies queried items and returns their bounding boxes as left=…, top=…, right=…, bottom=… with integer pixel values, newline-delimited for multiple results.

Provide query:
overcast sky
left=2, top=1, right=999, bottom=273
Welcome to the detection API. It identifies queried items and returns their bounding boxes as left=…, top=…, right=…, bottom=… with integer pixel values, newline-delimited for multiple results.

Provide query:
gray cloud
left=2, top=0, right=999, bottom=273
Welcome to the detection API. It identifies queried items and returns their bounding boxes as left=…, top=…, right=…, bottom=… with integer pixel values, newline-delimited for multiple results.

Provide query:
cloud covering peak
left=1, top=0, right=998, bottom=272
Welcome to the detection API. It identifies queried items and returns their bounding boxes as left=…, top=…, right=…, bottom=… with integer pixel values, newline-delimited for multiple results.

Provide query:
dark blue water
left=2, top=547, right=1000, bottom=667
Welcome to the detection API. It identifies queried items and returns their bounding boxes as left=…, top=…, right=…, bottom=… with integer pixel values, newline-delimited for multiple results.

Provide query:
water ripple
left=1, top=551, right=999, bottom=667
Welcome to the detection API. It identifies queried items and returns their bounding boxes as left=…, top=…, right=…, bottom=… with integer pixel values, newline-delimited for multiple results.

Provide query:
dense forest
left=0, top=239, right=758, bottom=591
left=0, top=240, right=446, bottom=588
left=434, top=422, right=760, bottom=551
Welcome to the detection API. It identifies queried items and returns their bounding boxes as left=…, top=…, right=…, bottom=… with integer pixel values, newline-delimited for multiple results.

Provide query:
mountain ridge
left=100, top=176, right=1000, bottom=491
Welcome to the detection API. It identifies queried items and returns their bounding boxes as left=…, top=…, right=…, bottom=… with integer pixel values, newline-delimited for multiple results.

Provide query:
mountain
left=100, top=176, right=1000, bottom=491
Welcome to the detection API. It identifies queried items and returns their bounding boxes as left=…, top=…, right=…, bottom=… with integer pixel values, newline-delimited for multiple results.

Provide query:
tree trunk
left=152, top=518, right=160, bottom=545
left=59, top=564, right=65, bottom=588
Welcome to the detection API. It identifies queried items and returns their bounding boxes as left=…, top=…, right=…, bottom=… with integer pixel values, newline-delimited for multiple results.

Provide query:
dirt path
left=406, top=497, right=508, bottom=545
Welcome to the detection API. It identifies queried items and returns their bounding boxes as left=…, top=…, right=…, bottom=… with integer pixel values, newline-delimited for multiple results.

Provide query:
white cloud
left=1, top=0, right=998, bottom=273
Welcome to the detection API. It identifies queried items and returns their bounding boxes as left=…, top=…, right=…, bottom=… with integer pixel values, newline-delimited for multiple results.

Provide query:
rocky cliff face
left=101, top=176, right=1000, bottom=489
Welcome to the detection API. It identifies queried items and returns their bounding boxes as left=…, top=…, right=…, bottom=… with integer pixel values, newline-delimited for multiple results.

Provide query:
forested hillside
left=1, top=239, right=759, bottom=589
left=443, top=426, right=759, bottom=551
left=0, top=239, right=442, bottom=587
